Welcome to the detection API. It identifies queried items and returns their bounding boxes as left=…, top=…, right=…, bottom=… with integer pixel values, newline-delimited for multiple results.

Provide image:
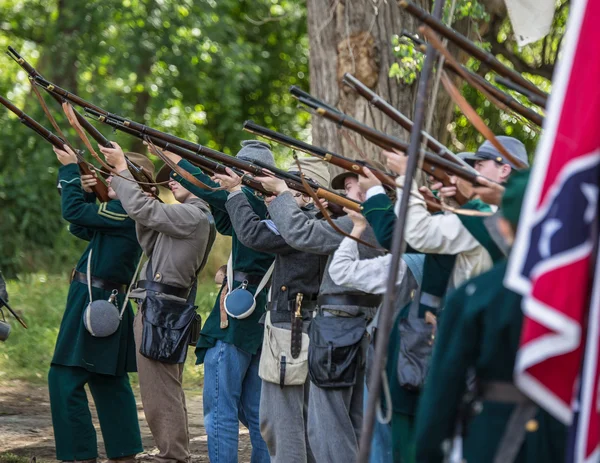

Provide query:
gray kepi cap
left=460, top=136, right=529, bottom=170
left=237, top=140, right=275, bottom=167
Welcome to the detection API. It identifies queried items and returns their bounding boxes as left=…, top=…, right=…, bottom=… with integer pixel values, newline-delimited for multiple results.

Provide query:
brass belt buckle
left=295, top=293, right=304, bottom=318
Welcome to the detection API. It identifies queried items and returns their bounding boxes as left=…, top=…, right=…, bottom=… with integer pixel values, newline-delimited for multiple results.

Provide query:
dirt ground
left=0, top=381, right=252, bottom=462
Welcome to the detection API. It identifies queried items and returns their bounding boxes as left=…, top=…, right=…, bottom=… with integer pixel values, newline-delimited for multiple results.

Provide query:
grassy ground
left=0, top=274, right=220, bottom=386
left=0, top=453, right=31, bottom=463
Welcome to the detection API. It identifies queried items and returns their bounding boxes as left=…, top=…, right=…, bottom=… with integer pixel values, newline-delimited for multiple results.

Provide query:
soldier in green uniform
left=48, top=145, right=151, bottom=463
left=414, top=170, right=567, bottom=462
left=160, top=142, right=274, bottom=462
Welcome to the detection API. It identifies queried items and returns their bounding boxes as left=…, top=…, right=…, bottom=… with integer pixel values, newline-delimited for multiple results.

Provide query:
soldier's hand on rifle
left=429, top=179, right=458, bottom=199
left=212, top=168, right=242, bottom=193
left=162, top=149, right=182, bottom=164
left=143, top=186, right=158, bottom=200
left=358, top=167, right=381, bottom=193
left=344, top=208, right=367, bottom=238
left=80, top=172, right=98, bottom=193
left=383, top=150, right=407, bottom=176
left=99, top=142, right=128, bottom=173
left=473, top=176, right=505, bottom=206
left=255, top=174, right=289, bottom=195
left=53, top=144, right=78, bottom=166
left=419, top=185, right=438, bottom=203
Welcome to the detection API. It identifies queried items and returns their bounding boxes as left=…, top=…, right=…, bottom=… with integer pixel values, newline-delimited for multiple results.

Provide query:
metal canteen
left=0, top=320, right=11, bottom=342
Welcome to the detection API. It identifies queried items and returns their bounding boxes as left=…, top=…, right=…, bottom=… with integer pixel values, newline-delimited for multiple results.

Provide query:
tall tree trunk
left=306, top=0, right=454, bottom=176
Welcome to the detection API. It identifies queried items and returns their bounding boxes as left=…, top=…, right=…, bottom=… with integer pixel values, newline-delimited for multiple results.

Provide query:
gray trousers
left=306, top=361, right=366, bottom=463
left=134, top=310, right=190, bottom=463
left=259, top=380, right=315, bottom=463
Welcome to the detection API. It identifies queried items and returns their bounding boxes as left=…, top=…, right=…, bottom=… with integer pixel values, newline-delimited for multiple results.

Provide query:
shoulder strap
left=86, top=249, right=94, bottom=303
left=187, top=211, right=217, bottom=304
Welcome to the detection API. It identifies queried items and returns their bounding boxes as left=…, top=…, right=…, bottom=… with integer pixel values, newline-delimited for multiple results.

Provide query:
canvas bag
left=258, top=311, right=309, bottom=387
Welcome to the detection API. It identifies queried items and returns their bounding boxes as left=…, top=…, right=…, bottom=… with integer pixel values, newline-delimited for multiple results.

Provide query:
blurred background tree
left=0, top=0, right=565, bottom=277
left=0, top=0, right=309, bottom=276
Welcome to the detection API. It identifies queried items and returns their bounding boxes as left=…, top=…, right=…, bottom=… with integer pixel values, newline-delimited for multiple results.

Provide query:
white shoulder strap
left=86, top=249, right=93, bottom=303
left=227, top=253, right=274, bottom=296
left=119, top=256, right=144, bottom=319
left=226, top=253, right=233, bottom=292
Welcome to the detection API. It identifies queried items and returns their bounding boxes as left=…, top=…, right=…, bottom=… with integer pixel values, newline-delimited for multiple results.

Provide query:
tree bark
left=306, top=0, right=454, bottom=176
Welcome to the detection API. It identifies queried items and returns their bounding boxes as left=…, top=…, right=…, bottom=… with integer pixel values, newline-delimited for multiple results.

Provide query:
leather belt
left=71, top=269, right=127, bottom=294
left=229, top=271, right=264, bottom=287
left=269, top=297, right=318, bottom=313
left=318, top=293, right=382, bottom=308
left=136, top=280, right=190, bottom=299
left=480, top=381, right=531, bottom=404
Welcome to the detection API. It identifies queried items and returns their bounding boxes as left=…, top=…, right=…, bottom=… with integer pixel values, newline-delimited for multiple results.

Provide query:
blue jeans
left=203, top=340, right=270, bottom=462
left=363, top=383, right=394, bottom=463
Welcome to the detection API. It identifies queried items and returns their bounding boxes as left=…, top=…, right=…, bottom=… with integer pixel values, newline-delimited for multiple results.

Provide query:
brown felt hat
left=155, top=163, right=173, bottom=185
left=288, top=156, right=331, bottom=188
left=331, top=171, right=358, bottom=190
left=125, top=152, right=155, bottom=181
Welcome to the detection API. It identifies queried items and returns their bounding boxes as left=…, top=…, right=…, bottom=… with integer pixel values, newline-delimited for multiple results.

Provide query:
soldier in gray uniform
left=256, top=170, right=385, bottom=463
left=212, top=157, right=330, bottom=463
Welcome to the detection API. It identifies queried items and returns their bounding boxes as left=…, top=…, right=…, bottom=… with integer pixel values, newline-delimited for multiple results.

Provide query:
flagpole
left=357, top=0, right=447, bottom=460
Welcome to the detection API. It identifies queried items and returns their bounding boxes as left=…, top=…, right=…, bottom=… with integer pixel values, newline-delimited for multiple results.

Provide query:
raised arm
left=111, top=169, right=207, bottom=239
left=399, top=176, right=481, bottom=255
left=58, top=164, right=131, bottom=233
left=225, top=191, right=291, bottom=253
left=172, top=159, right=229, bottom=212
left=267, top=191, right=351, bottom=255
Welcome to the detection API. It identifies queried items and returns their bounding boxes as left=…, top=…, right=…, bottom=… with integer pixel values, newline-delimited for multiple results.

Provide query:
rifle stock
left=0, top=95, right=110, bottom=202
left=296, top=95, right=483, bottom=205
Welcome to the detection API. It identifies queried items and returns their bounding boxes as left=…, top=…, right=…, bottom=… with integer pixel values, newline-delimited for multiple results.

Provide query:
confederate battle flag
left=505, top=0, right=600, bottom=461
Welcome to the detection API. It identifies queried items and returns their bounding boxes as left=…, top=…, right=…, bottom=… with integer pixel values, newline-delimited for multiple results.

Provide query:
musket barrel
left=0, top=95, right=64, bottom=149
left=342, top=73, right=477, bottom=169
left=494, top=76, right=548, bottom=108
left=243, top=120, right=397, bottom=188
left=399, top=1, right=548, bottom=101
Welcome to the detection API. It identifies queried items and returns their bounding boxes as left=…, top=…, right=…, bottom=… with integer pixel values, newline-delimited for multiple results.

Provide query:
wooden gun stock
left=316, top=189, right=362, bottom=213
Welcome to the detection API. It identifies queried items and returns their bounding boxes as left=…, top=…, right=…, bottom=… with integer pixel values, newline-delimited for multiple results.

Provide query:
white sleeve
left=329, top=237, right=407, bottom=294
left=366, top=185, right=386, bottom=200
left=396, top=176, right=481, bottom=255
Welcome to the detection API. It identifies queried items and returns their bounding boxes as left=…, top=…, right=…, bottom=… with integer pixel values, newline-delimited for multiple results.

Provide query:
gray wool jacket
left=225, top=191, right=327, bottom=324
left=111, top=169, right=213, bottom=301
left=268, top=191, right=385, bottom=316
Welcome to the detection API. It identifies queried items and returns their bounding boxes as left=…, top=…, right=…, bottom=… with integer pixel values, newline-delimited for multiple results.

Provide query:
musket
left=294, top=93, right=487, bottom=205
left=0, top=296, right=27, bottom=329
left=0, top=94, right=110, bottom=202
left=242, top=121, right=397, bottom=189
left=400, top=35, right=545, bottom=126
left=86, top=109, right=362, bottom=212
left=399, top=1, right=549, bottom=102
left=7, top=47, right=158, bottom=197
left=494, top=76, right=548, bottom=109
left=341, top=73, right=478, bottom=169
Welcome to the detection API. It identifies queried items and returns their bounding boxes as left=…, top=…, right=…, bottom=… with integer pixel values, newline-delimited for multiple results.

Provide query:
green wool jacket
left=52, top=164, right=141, bottom=376
left=172, top=160, right=274, bottom=363
left=361, top=192, right=396, bottom=250
left=414, top=260, right=566, bottom=462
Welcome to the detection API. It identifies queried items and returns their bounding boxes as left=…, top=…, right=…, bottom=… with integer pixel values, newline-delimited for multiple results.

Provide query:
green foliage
left=0, top=0, right=308, bottom=276
left=389, top=35, right=424, bottom=85
left=0, top=275, right=218, bottom=384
